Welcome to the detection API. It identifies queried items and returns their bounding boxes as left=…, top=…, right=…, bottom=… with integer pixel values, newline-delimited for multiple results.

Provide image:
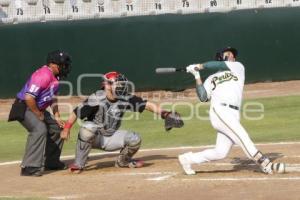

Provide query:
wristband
left=64, top=122, right=73, bottom=129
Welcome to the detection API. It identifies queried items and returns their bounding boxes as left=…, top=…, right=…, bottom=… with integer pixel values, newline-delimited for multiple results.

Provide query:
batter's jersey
left=17, top=66, right=59, bottom=110
left=74, top=90, right=147, bottom=136
left=203, top=61, right=245, bottom=108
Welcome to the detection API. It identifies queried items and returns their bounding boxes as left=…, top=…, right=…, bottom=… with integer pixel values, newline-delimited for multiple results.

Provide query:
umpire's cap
left=47, top=50, right=72, bottom=78
left=215, top=47, right=238, bottom=61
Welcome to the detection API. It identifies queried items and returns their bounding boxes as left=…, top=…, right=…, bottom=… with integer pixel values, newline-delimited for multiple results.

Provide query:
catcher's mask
left=215, top=47, right=238, bottom=61
left=103, top=71, right=130, bottom=99
left=46, top=50, right=72, bottom=79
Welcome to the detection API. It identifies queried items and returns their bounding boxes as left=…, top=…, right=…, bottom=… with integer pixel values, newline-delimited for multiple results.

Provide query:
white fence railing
left=0, top=0, right=299, bottom=24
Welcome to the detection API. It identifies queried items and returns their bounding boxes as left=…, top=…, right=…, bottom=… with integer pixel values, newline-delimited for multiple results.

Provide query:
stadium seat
left=146, top=0, right=176, bottom=15
left=0, top=0, right=296, bottom=24
left=174, top=0, right=200, bottom=14
left=24, top=0, right=39, bottom=17
left=0, top=0, right=9, bottom=6
left=92, top=0, right=126, bottom=18
left=199, top=0, right=231, bottom=13
left=2, top=0, right=28, bottom=24
left=64, top=0, right=94, bottom=20
left=0, top=0, right=10, bottom=20
left=126, top=0, right=153, bottom=15
left=284, top=0, right=300, bottom=7
left=42, top=0, right=67, bottom=22
left=228, top=0, right=256, bottom=10
left=0, top=0, right=45, bottom=24
left=256, top=0, right=285, bottom=8
left=110, top=0, right=127, bottom=17
left=123, top=0, right=144, bottom=16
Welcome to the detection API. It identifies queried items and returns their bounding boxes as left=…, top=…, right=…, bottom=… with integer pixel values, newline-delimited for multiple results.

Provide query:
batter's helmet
left=103, top=71, right=130, bottom=98
left=215, top=47, right=238, bottom=61
left=46, top=50, right=72, bottom=78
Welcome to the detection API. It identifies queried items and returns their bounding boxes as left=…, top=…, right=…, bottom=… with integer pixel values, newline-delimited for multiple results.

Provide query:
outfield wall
left=0, top=7, right=300, bottom=98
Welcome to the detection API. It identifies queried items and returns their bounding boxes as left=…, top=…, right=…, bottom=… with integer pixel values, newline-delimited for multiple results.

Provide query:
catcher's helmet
left=215, top=47, right=238, bottom=61
left=46, top=50, right=72, bottom=78
left=103, top=71, right=130, bottom=98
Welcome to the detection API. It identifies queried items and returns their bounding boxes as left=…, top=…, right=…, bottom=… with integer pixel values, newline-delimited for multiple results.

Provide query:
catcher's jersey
left=203, top=61, right=245, bottom=108
left=74, top=90, right=147, bottom=136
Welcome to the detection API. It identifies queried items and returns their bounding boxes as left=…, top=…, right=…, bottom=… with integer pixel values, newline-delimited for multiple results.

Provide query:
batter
left=178, top=47, right=285, bottom=175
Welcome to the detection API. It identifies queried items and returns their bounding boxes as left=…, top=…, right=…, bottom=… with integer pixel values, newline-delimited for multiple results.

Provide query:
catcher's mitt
left=161, top=111, right=184, bottom=131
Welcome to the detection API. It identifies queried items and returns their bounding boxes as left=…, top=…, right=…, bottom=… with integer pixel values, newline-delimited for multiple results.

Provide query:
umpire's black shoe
left=45, top=161, right=67, bottom=170
left=20, top=167, right=43, bottom=177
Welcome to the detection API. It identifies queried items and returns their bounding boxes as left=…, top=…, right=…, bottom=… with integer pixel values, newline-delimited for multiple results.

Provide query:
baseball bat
left=155, top=67, right=186, bottom=74
left=284, top=164, right=300, bottom=173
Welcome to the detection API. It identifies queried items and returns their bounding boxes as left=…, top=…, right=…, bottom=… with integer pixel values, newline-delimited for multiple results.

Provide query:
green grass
left=0, top=95, right=299, bottom=162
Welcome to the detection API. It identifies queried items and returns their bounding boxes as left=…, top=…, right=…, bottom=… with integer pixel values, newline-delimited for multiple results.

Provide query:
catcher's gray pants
left=19, top=109, right=63, bottom=168
left=74, top=121, right=141, bottom=168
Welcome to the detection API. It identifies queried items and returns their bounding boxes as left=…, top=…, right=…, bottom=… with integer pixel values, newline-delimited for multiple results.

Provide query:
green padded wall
left=0, top=7, right=300, bottom=97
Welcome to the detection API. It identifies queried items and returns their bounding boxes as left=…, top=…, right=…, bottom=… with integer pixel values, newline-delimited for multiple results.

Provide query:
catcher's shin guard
left=115, top=137, right=142, bottom=168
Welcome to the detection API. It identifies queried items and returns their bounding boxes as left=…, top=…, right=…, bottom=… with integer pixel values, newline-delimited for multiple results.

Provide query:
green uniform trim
left=196, top=84, right=208, bottom=102
left=203, top=61, right=229, bottom=74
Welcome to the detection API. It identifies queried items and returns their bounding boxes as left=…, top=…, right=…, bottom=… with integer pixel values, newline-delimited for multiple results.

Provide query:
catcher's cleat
left=20, top=167, right=43, bottom=177
left=115, top=159, right=144, bottom=168
left=178, top=152, right=196, bottom=175
left=68, top=163, right=83, bottom=174
left=128, top=159, right=144, bottom=168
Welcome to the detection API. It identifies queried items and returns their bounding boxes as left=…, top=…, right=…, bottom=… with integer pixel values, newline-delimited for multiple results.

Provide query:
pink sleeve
left=25, top=71, right=51, bottom=97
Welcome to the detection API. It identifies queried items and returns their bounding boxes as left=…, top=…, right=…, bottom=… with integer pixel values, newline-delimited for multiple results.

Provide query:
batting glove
left=186, top=64, right=200, bottom=79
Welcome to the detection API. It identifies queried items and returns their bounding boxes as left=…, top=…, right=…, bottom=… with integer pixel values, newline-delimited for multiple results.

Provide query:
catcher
left=61, top=71, right=183, bottom=172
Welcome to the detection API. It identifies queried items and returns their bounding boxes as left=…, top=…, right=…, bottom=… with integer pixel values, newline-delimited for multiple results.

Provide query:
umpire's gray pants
left=74, top=121, right=141, bottom=168
left=19, top=109, right=63, bottom=168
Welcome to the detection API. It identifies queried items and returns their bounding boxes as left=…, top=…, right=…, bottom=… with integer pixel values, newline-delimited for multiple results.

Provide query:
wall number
left=210, top=0, right=217, bottom=7
left=182, top=0, right=190, bottom=7
left=237, top=0, right=242, bottom=5
left=126, top=4, right=133, bottom=11
left=155, top=3, right=162, bottom=10
left=98, top=6, right=104, bottom=12
left=265, top=0, right=272, bottom=4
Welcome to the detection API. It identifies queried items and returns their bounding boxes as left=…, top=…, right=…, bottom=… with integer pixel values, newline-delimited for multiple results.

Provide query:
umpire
left=8, top=50, right=72, bottom=177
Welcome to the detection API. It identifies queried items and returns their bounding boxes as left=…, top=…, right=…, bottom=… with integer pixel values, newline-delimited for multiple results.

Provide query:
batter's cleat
left=115, top=159, right=144, bottom=168
left=68, top=163, right=83, bottom=174
left=178, top=152, right=196, bottom=175
left=20, top=167, right=43, bottom=177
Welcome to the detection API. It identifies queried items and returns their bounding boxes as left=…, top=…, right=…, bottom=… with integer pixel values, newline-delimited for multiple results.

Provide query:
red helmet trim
left=104, top=71, right=120, bottom=81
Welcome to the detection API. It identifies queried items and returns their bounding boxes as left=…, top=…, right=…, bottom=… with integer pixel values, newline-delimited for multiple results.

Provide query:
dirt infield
left=1, top=142, right=300, bottom=200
